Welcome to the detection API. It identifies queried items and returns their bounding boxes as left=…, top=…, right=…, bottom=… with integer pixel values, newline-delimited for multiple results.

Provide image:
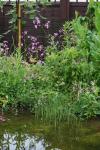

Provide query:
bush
left=0, top=52, right=33, bottom=111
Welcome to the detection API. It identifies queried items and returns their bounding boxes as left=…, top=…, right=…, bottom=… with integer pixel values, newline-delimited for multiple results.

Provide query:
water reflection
left=0, top=132, right=47, bottom=150
left=0, top=114, right=100, bottom=150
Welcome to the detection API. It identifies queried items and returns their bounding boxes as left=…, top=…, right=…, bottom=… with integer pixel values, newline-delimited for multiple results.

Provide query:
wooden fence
left=0, top=0, right=93, bottom=45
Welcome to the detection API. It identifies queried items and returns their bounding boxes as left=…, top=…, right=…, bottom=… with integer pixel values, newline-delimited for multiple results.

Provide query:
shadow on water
left=0, top=114, right=100, bottom=150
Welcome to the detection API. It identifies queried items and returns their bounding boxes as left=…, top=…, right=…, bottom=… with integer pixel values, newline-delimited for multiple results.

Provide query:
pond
left=0, top=114, right=100, bottom=150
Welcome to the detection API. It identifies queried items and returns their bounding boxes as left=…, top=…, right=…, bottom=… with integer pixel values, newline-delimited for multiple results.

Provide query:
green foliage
left=0, top=52, right=32, bottom=111
left=0, top=0, right=6, bottom=11
left=6, top=4, right=17, bottom=33
left=95, top=5, right=100, bottom=34
left=63, top=22, right=76, bottom=48
left=73, top=91, right=100, bottom=118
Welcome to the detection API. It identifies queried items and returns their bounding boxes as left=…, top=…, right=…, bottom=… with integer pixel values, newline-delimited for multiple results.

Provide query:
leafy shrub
left=0, top=52, right=33, bottom=111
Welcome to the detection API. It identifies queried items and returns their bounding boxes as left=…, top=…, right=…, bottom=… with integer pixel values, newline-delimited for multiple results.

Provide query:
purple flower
left=40, top=53, right=44, bottom=57
left=34, top=25, right=38, bottom=29
left=35, top=17, right=41, bottom=24
left=38, top=45, right=43, bottom=51
left=24, top=31, right=28, bottom=35
left=27, top=47, right=31, bottom=54
left=59, top=29, right=63, bottom=34
left=3, top=44, right=7, bottom=48
left=54, top=33, right=58, bottom=37
left=31, top=36, right=37, bottom=42
left=21, top=35, right=24, bottom=39
left=28, top=36, right=31, bottom=39
left=32, top=46, right=35, bottom=50
left=33, top=17, right=41, bottom=28
left=44, top=21, right=50, bottom=29
left=32, top=50, right=36, bottom=54
left=1, top=40, right=9, bottom=56
left=3, top=41, right=8, bottom=44
left=37, top=60, right=44, bottom=65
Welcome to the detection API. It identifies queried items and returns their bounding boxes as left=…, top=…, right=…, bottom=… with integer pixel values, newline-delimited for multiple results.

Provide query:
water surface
left=0, top=114, right=100, bottom=150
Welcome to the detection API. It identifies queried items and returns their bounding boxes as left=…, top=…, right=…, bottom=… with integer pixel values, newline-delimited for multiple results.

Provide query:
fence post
left=60, top=0, right=69, bottom=20
left=17, top=0, right=21, bottom=50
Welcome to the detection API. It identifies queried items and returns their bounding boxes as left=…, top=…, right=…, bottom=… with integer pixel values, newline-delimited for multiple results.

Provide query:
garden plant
left=0, top=0, right=100, bottom=122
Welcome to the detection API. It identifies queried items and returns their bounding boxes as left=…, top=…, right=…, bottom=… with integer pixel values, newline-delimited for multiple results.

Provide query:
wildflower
left=21, top=35, right=24, bottom=39
left=27, top=47, right=31, bottom=52
left=44, top=21, right=50, bottom=29
left=28, top=36, right=30, bottom=39
left=38, top=45, right=44, bottom=51
left=37, top=60, right=44, bottom=65
left=1, top=40, right=9, bottom=56
left=3, top=41, right=8, bottom=44
left=33, top=17, right=41, bottom=28
left=32, top=46, right=35, bottom=50
left=40, top=53, right=44, bottom=57
left=59, top=29, right=63, bottom=34
left=31, top=36, right=37, bottom=42
left=24, top=31, right=28, bottom=35
left=34, top=25, right=38, bottom=29
left=54, top=33, right=58, bottom=37
left=35, top=17, right=41, bottom=24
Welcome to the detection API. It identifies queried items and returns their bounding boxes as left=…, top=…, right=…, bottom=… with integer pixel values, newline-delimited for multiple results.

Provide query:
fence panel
left=0, top=0, right=95, bottom=46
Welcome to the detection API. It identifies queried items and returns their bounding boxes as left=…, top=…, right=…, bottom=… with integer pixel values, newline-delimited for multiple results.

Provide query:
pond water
left=0, top=114, right=100, bottom=150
